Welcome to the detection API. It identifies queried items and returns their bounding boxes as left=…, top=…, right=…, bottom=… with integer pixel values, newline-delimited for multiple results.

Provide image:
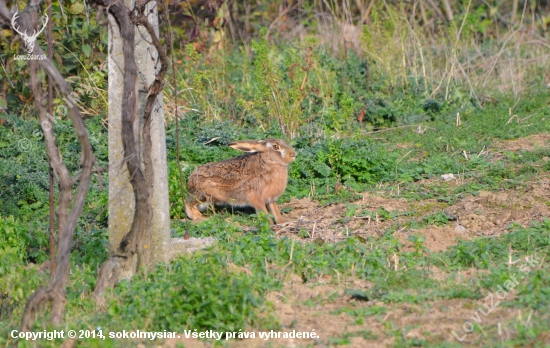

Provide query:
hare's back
left=190, top=153, right=260, bottom=182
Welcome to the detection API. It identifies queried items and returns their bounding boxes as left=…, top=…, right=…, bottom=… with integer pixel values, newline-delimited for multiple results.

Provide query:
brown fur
left=185, top=139, right=296, bottom=224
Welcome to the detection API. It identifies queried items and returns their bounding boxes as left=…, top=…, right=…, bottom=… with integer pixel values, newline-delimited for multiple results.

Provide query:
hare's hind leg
left=267, top=202, right=285, bottom=224
left=185, top=197, right=205, bottom=222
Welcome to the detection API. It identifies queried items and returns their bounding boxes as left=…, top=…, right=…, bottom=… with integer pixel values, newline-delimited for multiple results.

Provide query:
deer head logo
left=11, top=11, right=48, bottom=54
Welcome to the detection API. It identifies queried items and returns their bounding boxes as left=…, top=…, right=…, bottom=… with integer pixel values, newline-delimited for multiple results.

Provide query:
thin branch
left=162, top=0, right=189, bottom=238
left=0, top=1, right=94, bottom=330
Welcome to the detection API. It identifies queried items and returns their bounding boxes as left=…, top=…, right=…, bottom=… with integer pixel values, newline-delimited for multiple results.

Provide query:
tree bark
left=92, top=0, right=169, bottom=297
left=92, top=0, right=147, bottom=295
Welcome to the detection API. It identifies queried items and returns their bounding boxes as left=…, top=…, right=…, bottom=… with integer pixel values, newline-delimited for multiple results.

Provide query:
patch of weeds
left=407, top=235, right=429, bottom=257
left=65, top=264, right=100, bottom=305
left=452, top=181, right=483, bottom=196
left=394, top=334, right=428, bottom=347
left=344, top=203, right=360, bottom=217
left=298, top=227, right=309, bottom=238
left=507, top=148, right=550, bottom=165
left=0, top=264, right=48, bottom=324
left=514, top=268, right=550, bottom=310
left=506, top=311, right=550, bottom=344
left=331, top=305, right=387, bottom=324
left=355, top=207, right=394, bottom=222
left=250, top=211, right=275, bottom=235
left=420, top=211, right=454, bottom=227
left=0, top=216, right=48, bottom=269
left=367, top=270, right=483, bottom=303
left=437, top=220, right=550, bottom=269
left=72, top=227, right=108, bottom=267
left=327, top=335, right=352, bottom=345
left=107, top=252, right=279, bottom=333
left=187, top=214, right=246, bottom=241
left=354, top=329, right=379, bottom=340
left=442, top=238, right=507, bottom=269
left=317, top=189, right=363, bottom=206
left=327, top=291, right=340, bottom=303
left=303, top=299, right=316, bottom=308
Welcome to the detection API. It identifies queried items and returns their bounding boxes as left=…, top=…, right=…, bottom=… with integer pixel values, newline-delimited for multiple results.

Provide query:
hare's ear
left=228, top=140, right=269, bottom=153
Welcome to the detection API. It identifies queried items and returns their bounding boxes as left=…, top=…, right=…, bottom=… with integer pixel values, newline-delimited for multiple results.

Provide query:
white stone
left=440, top=173, right=456, bottom=181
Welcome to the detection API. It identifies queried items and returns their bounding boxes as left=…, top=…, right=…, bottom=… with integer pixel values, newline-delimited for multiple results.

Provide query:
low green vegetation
left=1, top=0, right=550, bottom=346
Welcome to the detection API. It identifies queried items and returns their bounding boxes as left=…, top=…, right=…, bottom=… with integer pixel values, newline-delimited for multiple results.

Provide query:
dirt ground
left=275, top=177, right=550, bottom=254
left=165, top=133, right=550, bottom=347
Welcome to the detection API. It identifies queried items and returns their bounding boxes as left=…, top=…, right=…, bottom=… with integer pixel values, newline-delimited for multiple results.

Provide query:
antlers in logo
left=11, top=11, right=49, bottom=54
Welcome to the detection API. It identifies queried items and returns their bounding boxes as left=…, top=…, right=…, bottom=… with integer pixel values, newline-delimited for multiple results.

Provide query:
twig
left=395, top=150, right=412, bottom=179
left=506, top=115, right=520, bottom=124
left=361, top=124, right=431, bottom=135
left=0, top=59, right=14, bottom=88
left=269, top=85, right=285, bottom=134
left=3, top=2, right=94, bottom=330
left=203, top=137, right=220, bottom=145
left=265, top=0, right=304, bottom=40
left=71, top=165, right=108, bottom=186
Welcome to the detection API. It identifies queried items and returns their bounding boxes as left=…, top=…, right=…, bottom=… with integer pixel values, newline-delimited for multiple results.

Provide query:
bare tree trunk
left=27, top=59, right=74, bottom=325
left=46, top=0, right=55, bottom=276
left=91, top=0, right=169, bottom=296
left=92, top=0, right=146, bottom=293
left=93, top=0, right=214, bottom=298
left=0, top=1, right=94, bottom=330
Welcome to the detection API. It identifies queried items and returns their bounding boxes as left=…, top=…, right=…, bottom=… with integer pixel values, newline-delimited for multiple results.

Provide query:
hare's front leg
left=248, top=196, right=277, bottom=223
left=267, top=202, right=285, bottom=224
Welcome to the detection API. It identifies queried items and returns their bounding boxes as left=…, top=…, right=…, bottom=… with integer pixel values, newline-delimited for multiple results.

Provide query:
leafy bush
left=0, top=265, right=47, bottom=322
left=289, top=138, right=396, bottom=184
left=0, top=216, right=48, bottom=273
left=72, top=227, right=108, bottom=267
left=0, top=216, right=29, bottom=273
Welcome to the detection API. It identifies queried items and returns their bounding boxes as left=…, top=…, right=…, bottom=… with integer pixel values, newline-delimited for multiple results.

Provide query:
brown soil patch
left=277, top=194, right=413, bottom=242
left=497, top=133, right=550, bottom=152
left=444, top=180, right=550, bottom=237
left=396, top=226, right=467, bottom=253
left=393, top=142, right=413, bottom=149
left=276, top=175, right=550, bottom=253
left=428, top=267, right=491, bottom=283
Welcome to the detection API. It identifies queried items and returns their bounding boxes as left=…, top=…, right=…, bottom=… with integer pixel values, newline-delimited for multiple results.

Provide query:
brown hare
left=185, top=139, right=296, bottom=224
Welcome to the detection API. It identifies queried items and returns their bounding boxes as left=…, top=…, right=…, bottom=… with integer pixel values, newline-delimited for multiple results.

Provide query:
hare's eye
left=273, top=144, right=280, bottom=150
